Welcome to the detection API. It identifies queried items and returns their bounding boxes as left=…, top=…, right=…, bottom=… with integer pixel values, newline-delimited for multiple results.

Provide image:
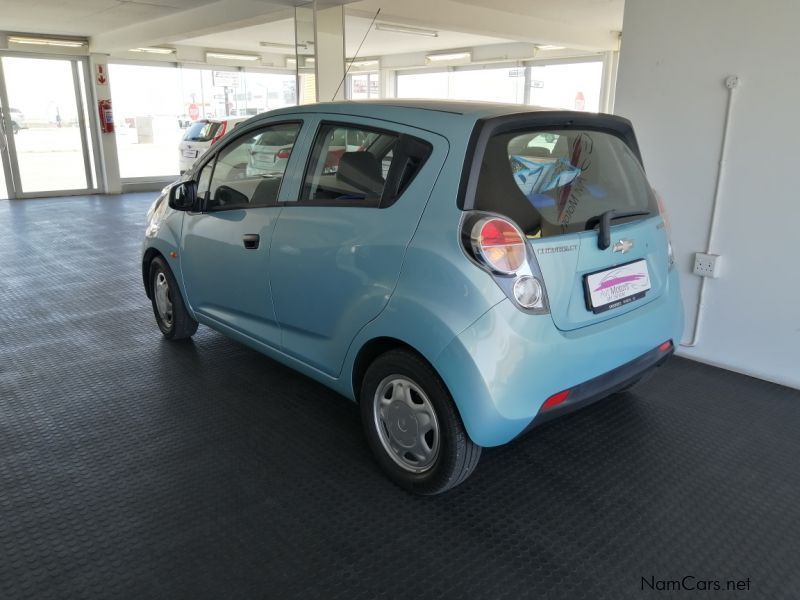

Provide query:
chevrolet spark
left=142, top=100, right=683, bottom=494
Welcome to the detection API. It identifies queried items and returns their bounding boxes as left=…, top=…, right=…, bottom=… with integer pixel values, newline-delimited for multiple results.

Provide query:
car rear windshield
left=256, top=128, right=298, bottom=147
left=183, top=121, right=221, bottom=142
left=473, top=129, right=657, bottom=237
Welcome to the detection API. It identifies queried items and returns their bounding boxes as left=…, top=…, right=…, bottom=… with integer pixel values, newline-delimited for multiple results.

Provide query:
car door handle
left=242, top=234, right=260, bottom=249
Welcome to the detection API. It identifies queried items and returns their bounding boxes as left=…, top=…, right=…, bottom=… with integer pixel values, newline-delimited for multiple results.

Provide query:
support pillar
left=313, top=2, right=346, bottom=102
left=89, top=54, right=121, bottom=193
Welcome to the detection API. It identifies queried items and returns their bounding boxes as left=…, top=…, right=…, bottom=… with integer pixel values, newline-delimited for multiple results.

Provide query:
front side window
left=196, top=161, right=213, bottom=199
left=301, top=124, right=399, bottom=205
left=473, top=129, right=656, bottom=237
left=205, top=122, right=301, bottom=210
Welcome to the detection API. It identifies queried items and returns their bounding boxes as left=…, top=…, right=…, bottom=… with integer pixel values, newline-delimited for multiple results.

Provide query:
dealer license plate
left=584, top=259, right=651, bottom=314
left=182, top=149, right=198, bottom=159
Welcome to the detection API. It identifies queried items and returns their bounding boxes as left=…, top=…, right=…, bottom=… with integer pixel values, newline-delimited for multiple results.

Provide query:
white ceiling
left=0, top=0, right=219, bottom=36
left=1, top=0, right=623, bottom=54
left=178, top=15, right=513, bottom=57
left=453, top=0, right=623, bottom=32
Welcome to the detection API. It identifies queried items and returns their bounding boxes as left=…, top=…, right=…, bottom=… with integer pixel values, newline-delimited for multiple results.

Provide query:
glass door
left=0, top=55, right=96, bottom=198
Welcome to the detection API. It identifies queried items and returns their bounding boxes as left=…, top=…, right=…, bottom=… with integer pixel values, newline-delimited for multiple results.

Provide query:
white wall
left=615, top=0, right=800, bottom=389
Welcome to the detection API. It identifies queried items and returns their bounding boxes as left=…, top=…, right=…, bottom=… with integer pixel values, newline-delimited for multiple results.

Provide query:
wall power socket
left=693, top=252, right=721, bottom=278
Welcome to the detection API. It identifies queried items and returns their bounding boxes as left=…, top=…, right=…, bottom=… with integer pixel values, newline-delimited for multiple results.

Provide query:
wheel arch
left=142, top=247, right=165, bottom=299
left=352, top=337, right=435, bottom=403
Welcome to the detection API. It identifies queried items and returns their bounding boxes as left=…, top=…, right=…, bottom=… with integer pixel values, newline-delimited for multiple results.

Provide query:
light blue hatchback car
left=142, top=100, right=683, bottom=494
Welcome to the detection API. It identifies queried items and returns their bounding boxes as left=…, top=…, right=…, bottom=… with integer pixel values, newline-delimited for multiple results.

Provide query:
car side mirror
left=168, top=181, right=197, bottom=211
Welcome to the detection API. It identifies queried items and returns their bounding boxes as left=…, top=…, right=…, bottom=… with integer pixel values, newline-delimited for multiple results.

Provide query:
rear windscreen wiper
left=585, top=209, right=650, bottom=250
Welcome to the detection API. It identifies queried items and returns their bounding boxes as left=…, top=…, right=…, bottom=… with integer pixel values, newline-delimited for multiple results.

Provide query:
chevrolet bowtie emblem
left=612, top=239, right=634, bottom=253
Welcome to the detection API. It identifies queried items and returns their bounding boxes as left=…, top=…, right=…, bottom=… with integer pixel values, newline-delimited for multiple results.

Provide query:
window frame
left=193, top=118, right=304, bottom=213
left=294, top=120, right=432, bottom=209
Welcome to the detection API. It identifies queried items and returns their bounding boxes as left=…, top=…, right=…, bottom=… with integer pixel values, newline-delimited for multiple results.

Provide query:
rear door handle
left=242, top=234, right=260, bottom=249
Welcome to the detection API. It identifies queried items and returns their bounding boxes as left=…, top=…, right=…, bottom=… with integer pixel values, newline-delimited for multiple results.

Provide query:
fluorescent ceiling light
left=375, top=23, right=438, bottom=37
left=348, top=59, right=379, bottom=68
left=425, top=51, right=471, bottom=64
left=536, top=45, right=566, bottom=51
left=287, top=57, right=315, bottom=68
left=129, top=47, right=175, bottom=55
left=8, top=35, right=86, bottom=48
left=259, top=41, right=296, bottom=50
left=206, top=52, right=260, bottom=61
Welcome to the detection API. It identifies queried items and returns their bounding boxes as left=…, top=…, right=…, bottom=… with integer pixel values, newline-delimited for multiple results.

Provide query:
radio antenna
left=331, top=8, right=381, bottom=101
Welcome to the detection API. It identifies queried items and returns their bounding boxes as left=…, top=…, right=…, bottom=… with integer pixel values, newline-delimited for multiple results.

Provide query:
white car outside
left=178, top=117, right=248, bottom=173
left=246, top=124, right=298, bottom=177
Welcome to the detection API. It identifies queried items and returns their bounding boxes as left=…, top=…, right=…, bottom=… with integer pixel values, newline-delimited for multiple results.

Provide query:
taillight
left=211, top=121, right=228, bottom=145
left=513, top=275, right=543, bottom=309
left=654, top=189, right=671, bottom=234
left=654, top=188, right=675, bottom=271
left=276, top=147, right=292, bottom=160
left=463, top=213, right=549, bottom=314
left=470, top=217, right=526, bottom=274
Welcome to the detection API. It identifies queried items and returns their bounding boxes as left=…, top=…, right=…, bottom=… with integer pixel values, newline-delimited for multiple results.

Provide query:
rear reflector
left=658, top=340, right=673, bottom=353
left=541, top=389, right=570, bottom=412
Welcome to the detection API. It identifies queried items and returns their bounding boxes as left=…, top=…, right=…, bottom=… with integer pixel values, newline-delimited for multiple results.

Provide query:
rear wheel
left=149, top=256, right=198, bottom=340
left=360, top=349, right=481, bottom=495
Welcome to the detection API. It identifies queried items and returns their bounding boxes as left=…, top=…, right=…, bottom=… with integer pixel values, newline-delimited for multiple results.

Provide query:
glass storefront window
left=109, top=63, right=183, bottom=178
left=449, top=68, right=527, bottom=103
left=348, top=73, right=379, bottom=100
left=242, top=72, right=297, bottom=113
left=110, top=63, right=297, bottom=179
left=529, top=61, right=603, bottom=112
left=397, top=71, right=450, bottom=99
left=397, top=61, right=604, bottom=112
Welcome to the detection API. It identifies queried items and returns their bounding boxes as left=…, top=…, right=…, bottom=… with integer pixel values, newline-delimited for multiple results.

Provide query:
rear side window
left=473, top=129, right=656, bottom=237
left=300, top=123, right=431, bottom=207
left=184, top=120, right=221, bottom=142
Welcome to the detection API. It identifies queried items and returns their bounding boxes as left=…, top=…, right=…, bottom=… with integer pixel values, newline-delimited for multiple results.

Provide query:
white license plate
left=585, top=259, right=651, bottom=314
left=182, top=149, right=198, bottom=159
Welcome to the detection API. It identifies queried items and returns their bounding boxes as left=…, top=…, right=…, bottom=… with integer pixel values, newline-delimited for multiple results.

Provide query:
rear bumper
left=433, top=270, right=684, bottom=447
left=520, top=342, right=673, bottom=433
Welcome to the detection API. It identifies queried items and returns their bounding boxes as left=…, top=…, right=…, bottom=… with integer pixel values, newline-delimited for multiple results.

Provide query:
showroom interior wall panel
left=615, top=0, right=800, bottom=388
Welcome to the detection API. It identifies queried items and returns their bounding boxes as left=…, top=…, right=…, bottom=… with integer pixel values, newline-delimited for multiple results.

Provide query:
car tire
left=360, top=349, right=481, bottom=495
left=149, top=256, right=198, bottom=340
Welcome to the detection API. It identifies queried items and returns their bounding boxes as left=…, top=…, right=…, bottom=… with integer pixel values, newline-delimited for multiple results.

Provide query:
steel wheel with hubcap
left=374, top=375, right=441, bottom=473
left=361, top=349, right=481, bottom=494
left=154, top=271, right=174, bottom=329
left=149, top=256, right=198, bottom=340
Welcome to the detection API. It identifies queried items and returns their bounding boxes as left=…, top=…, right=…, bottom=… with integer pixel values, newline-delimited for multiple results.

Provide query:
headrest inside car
left=337, top=152, right=385, bottom=196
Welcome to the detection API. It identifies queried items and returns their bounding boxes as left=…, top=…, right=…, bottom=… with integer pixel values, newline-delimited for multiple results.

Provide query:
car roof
left=193, top=116, right=248, bottom=124
left=274, top=99, right=559, bottom=117
left=246, top=100, right=620, bottom=140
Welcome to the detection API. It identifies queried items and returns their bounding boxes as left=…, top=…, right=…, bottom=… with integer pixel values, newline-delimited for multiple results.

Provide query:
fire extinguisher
left=98, top=99, right=114, bottom=134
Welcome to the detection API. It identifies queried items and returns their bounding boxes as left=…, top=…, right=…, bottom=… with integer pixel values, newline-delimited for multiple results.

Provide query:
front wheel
left=360, top=349, right=481, bottom=495
left=149, top=256, right=198, bottom=340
